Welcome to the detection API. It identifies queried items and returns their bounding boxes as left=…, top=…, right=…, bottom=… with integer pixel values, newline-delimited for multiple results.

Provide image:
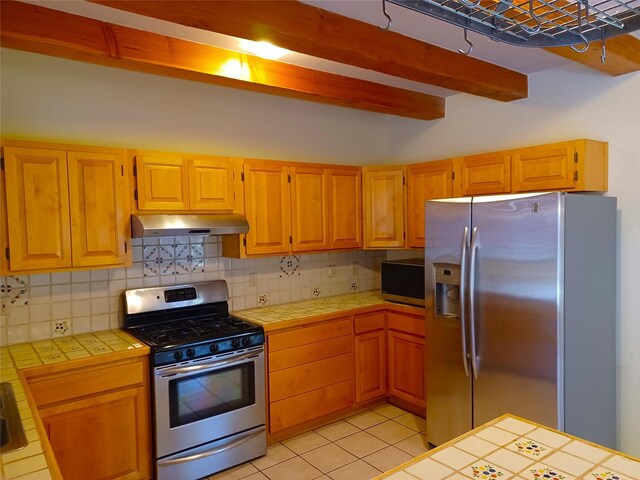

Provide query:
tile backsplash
left=0, top=236, right=384, bottom=345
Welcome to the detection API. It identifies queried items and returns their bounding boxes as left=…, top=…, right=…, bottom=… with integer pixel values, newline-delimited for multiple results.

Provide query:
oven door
left=154, top=346, right=265, bottom=459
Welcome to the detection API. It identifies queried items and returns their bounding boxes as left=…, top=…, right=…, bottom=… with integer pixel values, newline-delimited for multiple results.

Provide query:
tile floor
left=207, top=404, right=429, bottom=480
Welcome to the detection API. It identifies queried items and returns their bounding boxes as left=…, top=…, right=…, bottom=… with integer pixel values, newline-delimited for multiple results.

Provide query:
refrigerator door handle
left=469, top=226, right=480, bottom=380
left=460, top=226, right=470, bottom=378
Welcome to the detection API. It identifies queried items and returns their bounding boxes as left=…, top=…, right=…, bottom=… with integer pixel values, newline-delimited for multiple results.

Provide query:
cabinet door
left=189, top=157, right=238, bottom=211
left=68, top=151, right=130, bottom=267
left=355, top=329, right=386, bottom=403
left=362, top=167, right=405, bottom=248
left=461, top=153, right=511, bottom=196
left=3, top=147, right=72, bottom=270
left=136, top=154, right=189, bottom=210
left=244, top=160, right=291, bottom=255
left=407, top=160, right=455, bottom=248
left=329, top=168, right=362, bottom=249
left=40, top=386, right=151, bottom=480
left=512, top=142, right=577, bottom=192
left=290, top=166, right=330, bottom=252
left=388, top=329, right=426, bottom=412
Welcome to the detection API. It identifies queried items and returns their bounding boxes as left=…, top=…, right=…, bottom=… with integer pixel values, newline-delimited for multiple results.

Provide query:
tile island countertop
left=0, top=330, right=148, bottom=480
left=377, top=414, right=640, bottom=480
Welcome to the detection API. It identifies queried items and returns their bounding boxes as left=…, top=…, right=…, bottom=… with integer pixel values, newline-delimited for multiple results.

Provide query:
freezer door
left=470, top=192, right=560, bottom=429
left=425, top=198, right=472, bottom=446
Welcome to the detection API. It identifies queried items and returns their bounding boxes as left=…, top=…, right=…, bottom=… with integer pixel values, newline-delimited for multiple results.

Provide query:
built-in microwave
left=380, top=258, right=425, bottom=307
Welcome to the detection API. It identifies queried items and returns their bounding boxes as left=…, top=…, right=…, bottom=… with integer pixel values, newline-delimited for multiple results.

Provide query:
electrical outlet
left=351, top=262, right=359, bottom=276
left=248, top=273, right=257, bottom=287
left=327, top=265, right=337, bottom=278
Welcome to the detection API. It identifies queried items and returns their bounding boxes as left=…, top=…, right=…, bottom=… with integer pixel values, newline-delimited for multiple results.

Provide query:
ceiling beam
left=90, top=0, right=528, bottom=102
left=0, top=1, right=445, bottom=121
left=546, top=35, right=640, bottom=76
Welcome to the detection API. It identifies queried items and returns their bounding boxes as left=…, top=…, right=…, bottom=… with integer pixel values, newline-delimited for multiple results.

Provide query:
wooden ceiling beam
left=546, top=35, right=640, bottom=76
left=90, top=0, right=528, bottom=102
left=0, top=1, right=445, bottom=121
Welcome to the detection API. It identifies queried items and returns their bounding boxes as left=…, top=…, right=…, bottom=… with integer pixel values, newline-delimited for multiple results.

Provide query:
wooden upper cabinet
left=511, top=139, right=608, bottom=193
left=362, top=166, right=406, bottom=248
left=189, top=157, right=239, bottom=211
left=460, top=152, right=511, bottom=196
left=2, top=142, right=131, bottom=273
left=407, top=159, right=457, bottom=248
left=329, top=167, right=362, bottom=250
left=290, top=166, right=330, bottom=252
left=244, top=160, right=291, bottom=256
left=135, top=154, right=189, bottom=210
left=3, top=147, right=72, bottom=271
left=68, top=151, right=129, bottom=267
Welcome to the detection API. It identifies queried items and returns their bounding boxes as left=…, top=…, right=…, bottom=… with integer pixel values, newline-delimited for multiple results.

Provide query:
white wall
left=1, top=48, right=638, bottom=455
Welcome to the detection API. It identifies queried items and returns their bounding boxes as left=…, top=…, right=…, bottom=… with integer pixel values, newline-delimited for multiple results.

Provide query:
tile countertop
left=0, top=330, right=148, bottom=480
left=233, top=290, right=425, bottom=331
left=377, top=414, right=640, bottom=480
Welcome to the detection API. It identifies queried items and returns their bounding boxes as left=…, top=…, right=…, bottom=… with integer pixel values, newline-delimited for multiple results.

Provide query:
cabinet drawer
left=387, top=311, right=424, bottom=337
left=268, top=317, right=352, bottom=352
left=269, top=380, right=354, bottom=433
left=27, top=359, right=145, bottom=408
left=269, top=335, right=352, bottom=372
left=269, top=353, right=353, bottom=402
left=354, top=312, right=385, bottom=334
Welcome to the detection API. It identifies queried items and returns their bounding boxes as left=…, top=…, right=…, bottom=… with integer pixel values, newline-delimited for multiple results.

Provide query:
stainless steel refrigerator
left=425, top=192, right=616, bottom=449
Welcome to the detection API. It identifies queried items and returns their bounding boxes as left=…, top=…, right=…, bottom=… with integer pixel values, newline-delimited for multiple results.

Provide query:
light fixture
left=239, top=39, right=290, bottom=60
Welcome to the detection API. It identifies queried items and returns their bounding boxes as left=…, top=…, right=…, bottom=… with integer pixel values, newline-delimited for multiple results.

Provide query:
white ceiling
left=20, top=1, right=635, bottom=98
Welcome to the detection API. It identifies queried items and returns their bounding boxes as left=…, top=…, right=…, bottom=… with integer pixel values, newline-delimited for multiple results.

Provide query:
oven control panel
left=164, top=287, right=197, bottom=303
left=153, top=332, right=265, bottom=366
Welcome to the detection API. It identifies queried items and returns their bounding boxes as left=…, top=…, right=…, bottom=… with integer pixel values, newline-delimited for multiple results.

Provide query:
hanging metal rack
left=386, top=0, right=640, bottom=50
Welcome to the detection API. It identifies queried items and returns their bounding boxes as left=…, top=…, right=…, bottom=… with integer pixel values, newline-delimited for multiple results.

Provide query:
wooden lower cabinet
left=25, top=356, right=152, bottom=480
left=354, top=312, right=386, bottom=404
left=387, top=311, right=426, bottom=415
left=267, top=317, right=354, bottom=434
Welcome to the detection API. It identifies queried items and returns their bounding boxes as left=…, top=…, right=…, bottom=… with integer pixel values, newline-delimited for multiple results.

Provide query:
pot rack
left=382, top=0, right=640, bottom=57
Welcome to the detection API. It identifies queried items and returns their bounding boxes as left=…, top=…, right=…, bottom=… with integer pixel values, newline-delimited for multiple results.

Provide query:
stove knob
left=209, top=344, right=219, bottom=354
left=242, top=337, right=251, bottom=346
left=186, top=348, right=196, bottom=358
left=173, top=351, right=183, bottom=361
left=231, top=339, right=240, bottom=349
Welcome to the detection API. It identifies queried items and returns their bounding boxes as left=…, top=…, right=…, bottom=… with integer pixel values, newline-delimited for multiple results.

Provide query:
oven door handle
left=156, top=348, right=263, bottom=377
left=157, top=426, right=266, bottom=468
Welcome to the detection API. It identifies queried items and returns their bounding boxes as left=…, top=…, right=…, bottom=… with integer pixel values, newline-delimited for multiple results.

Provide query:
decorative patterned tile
left=258, top=294, right=269, bottom=306
left=519, top=464, right=575, bottom=480
left=461, top=461, right=514, bottom=479
left=587, top=468, right=633, bottom=480
left=280, top=255, right=301, bottom=277
left=312, top=286, right=322, bottom=297
left=52, top=320, right=71, bottom=336
left=602, top=455, right=640, bottom=479
left=1, top=275, right=29, bottom=306
left=506, top=439, right=552, bottom=460
left=190, top=243, right=204, bottom=258
left=350, top=281, right=359, bottom=292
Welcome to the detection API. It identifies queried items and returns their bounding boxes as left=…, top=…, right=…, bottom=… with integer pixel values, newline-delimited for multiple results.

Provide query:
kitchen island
left=376, top=414, right=639, bottom=480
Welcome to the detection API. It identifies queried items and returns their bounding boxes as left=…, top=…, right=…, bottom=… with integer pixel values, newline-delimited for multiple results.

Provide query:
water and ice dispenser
left=434, top=264, right=461, bottom=318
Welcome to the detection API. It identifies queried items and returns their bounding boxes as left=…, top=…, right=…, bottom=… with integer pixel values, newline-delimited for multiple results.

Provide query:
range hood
left=131, top=214, right=249, bottom=238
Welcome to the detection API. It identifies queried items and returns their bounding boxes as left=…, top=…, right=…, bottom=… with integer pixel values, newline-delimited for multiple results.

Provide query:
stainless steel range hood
left=131, top=214, right=249, bottom=238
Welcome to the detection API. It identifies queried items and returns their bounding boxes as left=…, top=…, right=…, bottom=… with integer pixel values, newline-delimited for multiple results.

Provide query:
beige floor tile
left=315, top=420, right=361, bottom=441
left=251, top=442, right=297, bottom=470
left=243, top=474, right=269, bottom=480
left=301, top=443, right=358, bottom=473
left=393, top=413, right=426, bottom=432
left=207, top=462, right=260, bottom=479
left=335, top=431, right=389, bottom=458
left=363, top=445, right=413, bottom=472
left=393, top=433, right=430, bottom=457
left=345, top=411, right=388, bottom=429
left=372, top=404, right=406, bottom=419
left=261, top=456, right=323, bottom=480
left=366, top=420, right=416, bottom=444
left=282, top=431, right=331, bottom=455
left=327, top=459, right=382, bottom=480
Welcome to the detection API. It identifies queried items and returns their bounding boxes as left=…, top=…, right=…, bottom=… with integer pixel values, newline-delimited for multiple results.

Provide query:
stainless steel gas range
left=123, top=280, right=266, bottom=480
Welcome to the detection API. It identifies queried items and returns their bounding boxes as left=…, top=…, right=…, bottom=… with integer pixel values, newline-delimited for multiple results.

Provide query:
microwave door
left=425, top=197, right=472, bottom=446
